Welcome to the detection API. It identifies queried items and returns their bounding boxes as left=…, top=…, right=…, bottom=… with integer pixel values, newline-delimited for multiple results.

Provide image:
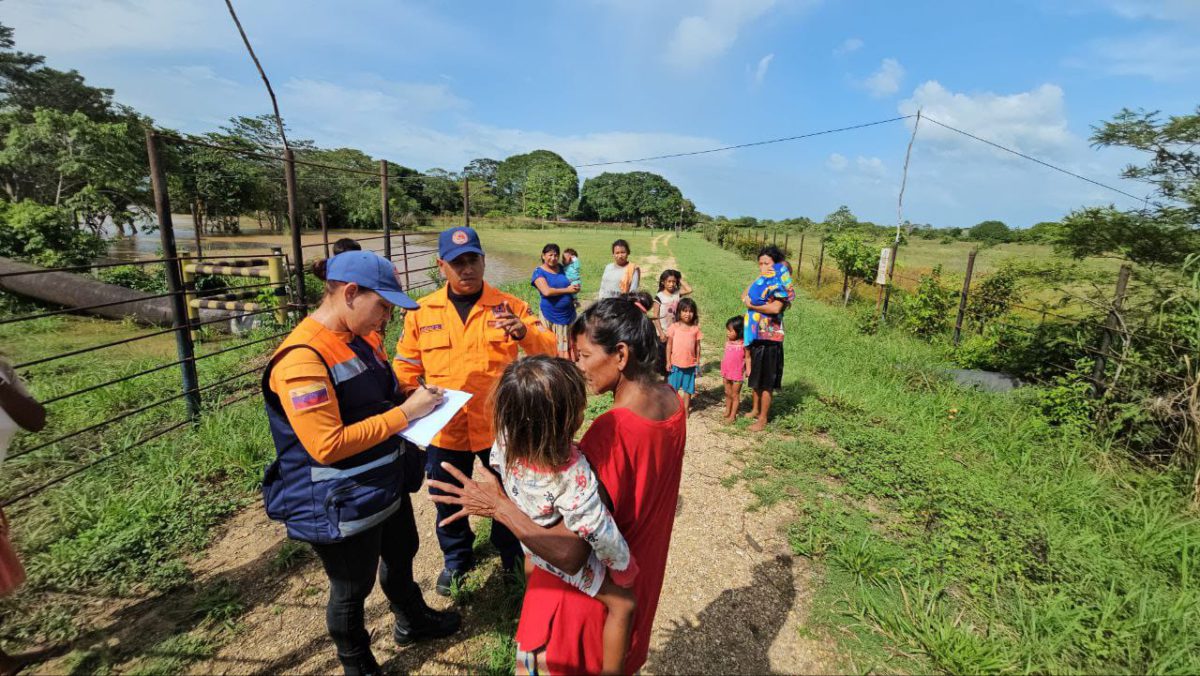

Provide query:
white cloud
left=664, top=0, right=786, bottom=68
left=856, top=156, right=886, bottom=177
left=862, top=58, right=905, bottom=97
left=1079, top=33, right=1200, bottom=81
left=752, top=53, right=775, bottom=86
left=833, top=37, right=863, bottom=56
left=1095, top=0, right=1200, bottom=21
left=827, top=153, right=848, bottom=171
left=899, top=81, right=1076, bottom=158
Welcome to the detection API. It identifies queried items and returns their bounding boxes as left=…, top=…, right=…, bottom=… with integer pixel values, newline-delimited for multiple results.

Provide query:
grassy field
left=4, top=226, right=1196, bottom=674
left=663, top=232, right=1199, bottom=674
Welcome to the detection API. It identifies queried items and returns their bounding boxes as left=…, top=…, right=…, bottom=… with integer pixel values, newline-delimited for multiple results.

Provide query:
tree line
left=0, top=21, right=696, bottom=266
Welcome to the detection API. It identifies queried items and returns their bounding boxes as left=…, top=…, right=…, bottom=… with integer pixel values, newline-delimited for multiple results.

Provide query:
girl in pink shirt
left=665, top=298, right=701, bottom=414
left=721, top=315, right=750, bottom=422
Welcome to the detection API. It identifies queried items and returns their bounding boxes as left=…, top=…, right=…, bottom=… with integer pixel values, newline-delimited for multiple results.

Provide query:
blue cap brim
left=441, top=244, right=484, bottom=262
left=376, top=289, right=420, bottom=310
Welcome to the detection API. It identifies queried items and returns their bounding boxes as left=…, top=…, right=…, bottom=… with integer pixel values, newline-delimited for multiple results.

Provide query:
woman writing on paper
left=261, top=250, right=461, bottom=676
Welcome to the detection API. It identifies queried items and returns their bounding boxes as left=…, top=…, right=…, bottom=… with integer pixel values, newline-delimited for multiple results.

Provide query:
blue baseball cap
left=325, top=251, right=420, bottom=310
left=438, top=226, right=485, bottom=262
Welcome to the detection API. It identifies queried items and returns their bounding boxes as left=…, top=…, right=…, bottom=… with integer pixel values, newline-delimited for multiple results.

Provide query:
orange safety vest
left=393, top=282, right=557, bottom=451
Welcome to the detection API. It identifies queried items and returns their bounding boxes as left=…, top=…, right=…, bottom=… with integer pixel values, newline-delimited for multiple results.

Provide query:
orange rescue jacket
left=393, top=282, right=556, bottom=451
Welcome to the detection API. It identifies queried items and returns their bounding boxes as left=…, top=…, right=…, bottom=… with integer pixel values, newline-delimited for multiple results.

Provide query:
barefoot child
left=721, top=316, right=749, bottom=422
left=491, top=356, right=638, bottom=675
left=665, top=298, right=701, bottom=414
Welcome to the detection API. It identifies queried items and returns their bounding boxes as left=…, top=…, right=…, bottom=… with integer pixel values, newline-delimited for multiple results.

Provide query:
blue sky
left=6, top=0, right=1198, bottom=227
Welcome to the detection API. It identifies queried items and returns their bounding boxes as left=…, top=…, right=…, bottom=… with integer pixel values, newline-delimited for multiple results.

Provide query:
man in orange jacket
left=394, top=226, right=556, bottom=594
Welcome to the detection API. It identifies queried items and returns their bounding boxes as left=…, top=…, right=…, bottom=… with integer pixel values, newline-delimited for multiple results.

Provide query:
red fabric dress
left=515, top=399, right=687, bottom=674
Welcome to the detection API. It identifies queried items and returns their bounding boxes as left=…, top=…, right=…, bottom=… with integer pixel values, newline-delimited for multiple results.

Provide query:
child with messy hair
left=490, top=355, right=638, bottom=675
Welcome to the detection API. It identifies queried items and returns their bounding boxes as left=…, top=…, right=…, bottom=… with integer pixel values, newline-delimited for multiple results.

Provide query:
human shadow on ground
left=645, top=554, right=797, bottom=675
left=24, top=535, right=293, bottom=674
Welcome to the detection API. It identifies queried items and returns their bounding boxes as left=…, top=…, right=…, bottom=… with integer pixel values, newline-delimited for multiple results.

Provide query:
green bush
left=900, top=266, right=956, bottom=339
left=94, top=265, right=167, bottom=293
left=0, top=200, right=106, bottom=267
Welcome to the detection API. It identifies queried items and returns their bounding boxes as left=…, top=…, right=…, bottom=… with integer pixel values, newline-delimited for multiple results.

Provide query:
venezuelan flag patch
left=289, top=383, right=330, bottom=411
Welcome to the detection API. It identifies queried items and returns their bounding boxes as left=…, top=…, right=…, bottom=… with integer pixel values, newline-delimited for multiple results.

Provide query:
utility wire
left=920, top=115, right=1145, bottom=203
left=572, top=116, right=915, bottom=168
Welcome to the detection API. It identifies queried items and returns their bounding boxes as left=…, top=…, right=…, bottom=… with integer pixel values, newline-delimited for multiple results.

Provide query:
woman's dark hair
left=676, top=297, right=698, bottom=324
left=311, top=258, right=347, bottom=297
left=726, top=315, right=744, bottom=334
left=657, top=269, right=681, bottom=291
left=570, top=293, right=661, bottom=379
left=332, top=238, right=362, bottom=255
left=541, top=242, right=561, bottom=257
left=611, top=239, right=631, bottom=254
left=758, top=245, right=786, bottom=263
left=493, top=355, right=587, bottom=471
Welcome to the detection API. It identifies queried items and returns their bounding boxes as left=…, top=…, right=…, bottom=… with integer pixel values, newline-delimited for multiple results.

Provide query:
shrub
left=900, top=266, right=956, bottom=339
left=95, top=265, right=167, bottom=293
left=0, top=200, right=106, bottom=267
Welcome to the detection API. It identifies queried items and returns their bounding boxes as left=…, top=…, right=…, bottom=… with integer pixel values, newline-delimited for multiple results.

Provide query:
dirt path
left=35, top=233, right=838, bottom=675
left=148, top=379, right=835, bottom=675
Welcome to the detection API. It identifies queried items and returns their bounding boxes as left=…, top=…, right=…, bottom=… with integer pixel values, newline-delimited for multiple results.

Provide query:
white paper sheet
left=399, top=389, right=473, bottom=448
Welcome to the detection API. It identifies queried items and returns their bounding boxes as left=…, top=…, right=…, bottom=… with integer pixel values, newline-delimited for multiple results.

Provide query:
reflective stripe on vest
left=338, top=494, right=405, bottom=538
left=310, top=449, right=398, bottom=483
left=329, top=356, right=369, bottom=384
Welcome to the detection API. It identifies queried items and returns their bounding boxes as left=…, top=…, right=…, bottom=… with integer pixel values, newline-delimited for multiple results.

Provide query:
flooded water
left=102, top=218, right=531, bottom=287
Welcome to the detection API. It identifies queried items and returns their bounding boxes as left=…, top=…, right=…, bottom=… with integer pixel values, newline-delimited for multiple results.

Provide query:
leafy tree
left=826, top=233, right=877, bottom=304
left=0, top=108, right=149, bottom=234
left=968, top=220, right=1011, bottom=244
left=0, top=199, right=104, bottom=266
left=495, top=150, right=578, bottom=215
left=1, top=21, right=116, bottom=121
left=1021, top=221, right=1061, bottom=243
left=420, top=168, right=462, bottom=215
left=577, top=171, right=689, bottom=226
left=1054, top=107, right=1200, bottom=267
left=464, top=158, right=499, bottom=190
left=822, top=205, right=858, bottom=235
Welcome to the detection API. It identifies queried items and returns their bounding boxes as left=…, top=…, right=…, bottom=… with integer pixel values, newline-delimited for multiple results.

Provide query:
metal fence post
left=283, top=149, right=306, bottom=316
left=145, top=130, right=201, bottom=420
left=400, top=232, right=411, bottom=290
left=268, top=247, right=287, bottom=325
left=179, top=248, right=200, bottom=342
left=816, top=239, right=826, bottom=288
left=380, top=159, right=392, bottom=259
left=1091, top=264, right=1132, bottom=397
left=319, top=202, right=330, bottom=258
left=953, top=250, right=977, bottom=346
left=463, top=176, right=471, bottom=227
left=880, top=240, right=900, bottom=318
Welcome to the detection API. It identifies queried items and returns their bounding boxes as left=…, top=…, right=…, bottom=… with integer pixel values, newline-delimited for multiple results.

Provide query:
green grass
left=667, top=231, right=1200, bottom=673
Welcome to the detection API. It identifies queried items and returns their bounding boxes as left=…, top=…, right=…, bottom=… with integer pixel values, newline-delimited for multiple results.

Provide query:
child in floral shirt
left=490, top=355, right=638, bottom=675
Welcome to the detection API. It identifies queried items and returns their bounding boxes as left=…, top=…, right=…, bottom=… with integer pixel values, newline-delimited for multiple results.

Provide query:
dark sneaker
left=435, top=567, right=467, bottom=597
left=393, top=595, right=463, bottom=645
left=339, top=651, right=383, bottom=676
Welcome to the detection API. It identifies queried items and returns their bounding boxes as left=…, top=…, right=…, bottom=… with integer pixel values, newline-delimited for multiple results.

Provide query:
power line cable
left=920, top=115, right=1146, bottom=203
left=572, top=116, right=915, bottom=168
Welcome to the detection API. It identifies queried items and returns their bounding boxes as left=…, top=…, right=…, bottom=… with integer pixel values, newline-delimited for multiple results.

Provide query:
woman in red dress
left=431, top=293, right=686, bottom=674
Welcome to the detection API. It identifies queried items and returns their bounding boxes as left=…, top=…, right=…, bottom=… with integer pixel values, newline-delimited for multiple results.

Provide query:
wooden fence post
left=816, top=239, right=826, bottom=289
left=463, top=176, right=471, bottom=227
left=797, top=233, right=805, bottom=278
left=953, top=250, right=977, bottom=345
left=880, top=240, right=899, bottom=318
left=1091, top=264, right=1132, bottom=397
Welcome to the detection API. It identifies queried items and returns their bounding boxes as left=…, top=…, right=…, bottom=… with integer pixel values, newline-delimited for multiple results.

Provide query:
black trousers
left=426, top=445, right=522, bottom=572
left=310, top=493, right=420, bottom=663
